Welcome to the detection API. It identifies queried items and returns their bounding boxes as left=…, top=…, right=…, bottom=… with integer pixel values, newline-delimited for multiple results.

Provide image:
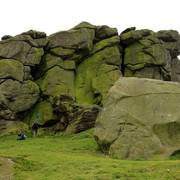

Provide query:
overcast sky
left=0, top=0, right=180, bottom=38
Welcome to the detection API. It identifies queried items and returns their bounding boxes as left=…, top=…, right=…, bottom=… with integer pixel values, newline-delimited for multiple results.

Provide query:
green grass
left=0, top=129, right=180, bottom=180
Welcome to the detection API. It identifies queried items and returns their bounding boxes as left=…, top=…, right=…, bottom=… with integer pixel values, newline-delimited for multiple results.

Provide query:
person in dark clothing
left=32, top=120, right=39, bottom=138
left=32, top=113, right=40, bottom=138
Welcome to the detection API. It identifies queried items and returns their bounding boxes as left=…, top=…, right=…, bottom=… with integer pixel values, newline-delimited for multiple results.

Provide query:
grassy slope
left=0, top=129, right=180, bottom=180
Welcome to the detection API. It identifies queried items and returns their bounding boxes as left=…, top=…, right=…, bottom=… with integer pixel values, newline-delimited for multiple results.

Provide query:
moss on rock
left=0, top=59, right=24, bottom=82
left=24, top=100, right=58, bottom=126
left=50, top=47, right=75, bottom=59
left=91, top=36, right=120, bottom=55
left=75, top=46, right=121, bottom=104
left=92, top=64, right=122, bottom=105
left=0, top=120, right=29, bottom=136
left=49, top=28, right=95, bottom=52
left=36, top=66, right=75, bottom=99
left=0, top=79, right=40, bottom=120
left=96, top=25, right=118, bottom=40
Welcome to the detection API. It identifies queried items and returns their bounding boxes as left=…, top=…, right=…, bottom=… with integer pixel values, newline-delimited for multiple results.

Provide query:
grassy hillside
left=0, top=129, right=180, bottom=180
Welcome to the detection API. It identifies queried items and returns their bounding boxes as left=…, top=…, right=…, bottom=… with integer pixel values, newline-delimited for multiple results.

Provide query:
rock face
left=121, top=28, right=180, bottom=81
left=52, top=95, right=100, bottom=135
left=93, top=77, right=180, bottom=160
left=0, top=30, right=46, bottom=135
left=0, top=22, right=180, bottom=136
left=34, top=22, right=122, bottom=106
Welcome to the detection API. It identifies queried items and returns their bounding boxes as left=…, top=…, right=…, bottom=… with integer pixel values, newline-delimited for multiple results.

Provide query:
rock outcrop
left=121, top=28, right=180, bottom=81
left=0, top=22, right=121, bottom=135
left=0, top=30, right=45, bottom=135
left=0, top=22, right=180, bottom=136
left=53, top=95, right=100, bottom=134
left=93, top=77, right=180, bottom=160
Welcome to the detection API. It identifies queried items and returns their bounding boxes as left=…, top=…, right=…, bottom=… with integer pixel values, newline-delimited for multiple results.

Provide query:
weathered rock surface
left=0, top=22, right=180, bottom=136
left=0, top=120, right=29, bottom=136
left=34, top=22, right=122, bottom=106
left=120, top=28, right=180, bottom=81
left=24, top=100, right=58, bottom=128
left=24, top=95, right=99, bottom=135
left=0, top=79, right=39, bottom=120
left=0, top=30, right=47, bottom=134
left=172, top=58, right=180, bottom=82
left=36, top=66, right=75, bottom=99
left=0, top=59, right=24, bottom=82
left=75, top=45, right=122, bottom=105
left=52, top=95, right=100, bottom=135
left=94, top=77, right=180, bottom=160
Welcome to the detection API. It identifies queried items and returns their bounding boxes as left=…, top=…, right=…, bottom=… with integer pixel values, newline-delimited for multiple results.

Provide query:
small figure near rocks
left=32, top=114, right=40, bottom=138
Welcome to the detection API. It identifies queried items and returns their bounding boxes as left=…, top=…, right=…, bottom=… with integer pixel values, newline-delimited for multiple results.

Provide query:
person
left=32, top=114, right=40, bottom=138
left=17, top=133, right=27, bottom=140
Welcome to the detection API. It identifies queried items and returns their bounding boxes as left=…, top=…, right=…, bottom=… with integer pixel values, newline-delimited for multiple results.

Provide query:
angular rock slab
left=0, top=59, right=24, bottom=82
left=0, top=79, right=39, bottom=120
left=94, top=77, right=180, bottom=160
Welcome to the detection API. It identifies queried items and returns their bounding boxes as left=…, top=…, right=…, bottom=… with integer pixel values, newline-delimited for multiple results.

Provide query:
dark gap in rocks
left=93, top=93, right=102, bottom=106
left=40, top=119, right=60, bottom=128
left=30, top=65, right=40, bottom=80
left=170, top=149, right=180, bottom=159
left=171, top=149, right=180, bottom=156
left=0, top=79, right=7, bottom=85
left=72, top=49, right=90, bottom=66
left=120, top=44, right=126, bottom=76
left=94, top=93, right=100, bottom=98
left=160, top=66, right=171, bottom=81
left=29, top=48, right=48, bottom=80
left=16, top=110, right=30, bottom=122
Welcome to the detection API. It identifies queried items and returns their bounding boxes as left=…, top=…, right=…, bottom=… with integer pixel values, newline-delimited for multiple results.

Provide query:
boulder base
left=94, top=77, right=180, bottom=160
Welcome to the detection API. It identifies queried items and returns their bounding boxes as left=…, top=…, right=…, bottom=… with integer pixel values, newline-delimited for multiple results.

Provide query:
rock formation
left=121, top=28, right=180, bottom=81
left=0, top=22, right=121, bottom=135
left=0, top=22, right=180, bottom=137
left=93, top=77, right=180, bottom=160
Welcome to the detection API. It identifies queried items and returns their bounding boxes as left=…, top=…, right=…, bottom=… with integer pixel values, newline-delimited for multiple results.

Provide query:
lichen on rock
left=0, top=22, right=180, bottom=137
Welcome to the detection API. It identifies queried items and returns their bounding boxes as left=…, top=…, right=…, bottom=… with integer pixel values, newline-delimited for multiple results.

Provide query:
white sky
left=0, top=0, right=180, bottom=38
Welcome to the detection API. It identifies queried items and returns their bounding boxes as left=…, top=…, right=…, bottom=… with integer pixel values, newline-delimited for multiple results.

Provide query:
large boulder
left=94, top=77, right=180, bottom=160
